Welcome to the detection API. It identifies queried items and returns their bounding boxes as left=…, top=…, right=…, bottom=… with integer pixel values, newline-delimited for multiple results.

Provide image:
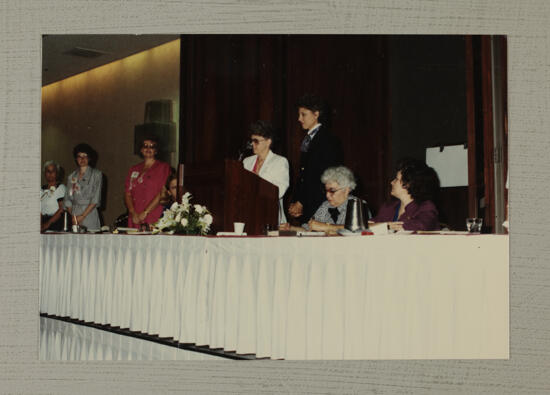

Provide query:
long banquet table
left=40, top=233, right=508, bottom=359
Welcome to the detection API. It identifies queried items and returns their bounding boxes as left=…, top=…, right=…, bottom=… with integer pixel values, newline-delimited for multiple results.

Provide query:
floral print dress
left=63, top=167, right=103, bottom=230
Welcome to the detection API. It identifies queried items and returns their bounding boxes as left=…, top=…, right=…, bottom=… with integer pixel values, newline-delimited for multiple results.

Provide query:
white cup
left=233, top=222, right=245, bottom=234
left=72, top=224, right=79, bottom=233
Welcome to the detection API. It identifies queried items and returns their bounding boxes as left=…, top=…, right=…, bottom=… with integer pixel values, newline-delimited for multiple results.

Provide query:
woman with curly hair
left=371, top=158, right=440, bottom=231
left=280, top=165, right=357, bottom=234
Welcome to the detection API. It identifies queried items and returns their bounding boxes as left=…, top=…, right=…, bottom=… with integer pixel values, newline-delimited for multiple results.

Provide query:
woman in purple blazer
left=371, top=158, right=440, bottom=231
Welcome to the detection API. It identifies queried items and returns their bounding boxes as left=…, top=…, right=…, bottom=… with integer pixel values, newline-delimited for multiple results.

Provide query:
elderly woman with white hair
left=281, top=165, right=358, bottom=234
left=41, top=160, right=66, bottom=232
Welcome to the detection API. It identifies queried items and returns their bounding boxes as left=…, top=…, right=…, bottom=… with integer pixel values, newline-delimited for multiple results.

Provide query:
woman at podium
left=242, top=121, right=289, bottom=224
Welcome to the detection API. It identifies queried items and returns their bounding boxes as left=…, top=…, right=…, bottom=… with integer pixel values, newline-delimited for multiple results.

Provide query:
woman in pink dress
left=124, top=137, right=170, bottom=228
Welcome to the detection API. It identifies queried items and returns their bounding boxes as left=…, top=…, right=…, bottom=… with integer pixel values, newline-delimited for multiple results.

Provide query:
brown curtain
left=180, top=34, right=390, bottom=213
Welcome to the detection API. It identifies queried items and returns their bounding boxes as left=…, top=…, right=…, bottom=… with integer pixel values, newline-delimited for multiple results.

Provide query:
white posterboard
left=426, top=144, right=468, bottom=187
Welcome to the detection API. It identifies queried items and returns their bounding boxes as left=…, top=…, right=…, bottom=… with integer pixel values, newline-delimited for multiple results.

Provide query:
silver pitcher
left=344, top=197, right=368, bottom=233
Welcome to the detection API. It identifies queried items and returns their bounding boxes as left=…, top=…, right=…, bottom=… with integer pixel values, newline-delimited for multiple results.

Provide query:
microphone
left=238, top=141, right=253, bottom=161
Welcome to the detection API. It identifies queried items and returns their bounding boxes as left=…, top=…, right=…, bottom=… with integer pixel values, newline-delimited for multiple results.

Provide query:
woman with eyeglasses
left=63, top=143, right=103, bottom=230
left=281, top=166, right=357, bottom=234
left=124, top=136, right=170, bottom=228
left=242, top=120, right=289, bottom=223
left=41, top=160, right=66, bottom=232
left=370, top=158, right=440, bottom=231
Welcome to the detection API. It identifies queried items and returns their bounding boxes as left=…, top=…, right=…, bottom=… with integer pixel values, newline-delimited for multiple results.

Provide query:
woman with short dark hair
left=371, top=158, right=440, bottom=231
left=288, top=94, right=344, bottom=222
left=159, top=169, right=177, bottom=210
left=63, top=143, right=103, bottom=230
left=243, top=120, right=289, bottom=223
left=124, top=136, right=170, bottom=228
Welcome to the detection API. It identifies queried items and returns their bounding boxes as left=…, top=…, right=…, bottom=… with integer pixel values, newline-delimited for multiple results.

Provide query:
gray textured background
left=1, top=0, right=548, bottom=393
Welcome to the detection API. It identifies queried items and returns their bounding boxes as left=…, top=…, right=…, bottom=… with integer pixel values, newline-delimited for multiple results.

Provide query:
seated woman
left=281, top=166, right=357, bottom=234
left=64, top=143, right=103, bottom=230
left=242, top=120, right=289, bottom=224
left=159, top=170, right=177, bottom=211
left=370, top=158, right=440, bottom=231
left=124, top=136, right=170, bottom=228
left=41, top=160, right=66, bottom=232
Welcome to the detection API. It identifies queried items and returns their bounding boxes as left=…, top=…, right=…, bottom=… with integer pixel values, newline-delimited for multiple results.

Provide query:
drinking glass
left=466, top=218, right=483, bottom=233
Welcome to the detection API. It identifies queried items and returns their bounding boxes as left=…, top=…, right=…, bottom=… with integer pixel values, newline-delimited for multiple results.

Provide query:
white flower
left=181, top=192, right=191, bottom=205
left=203, top=214, right=213, bottom=225
left=153, top=196, right=211, bottom=235
left=49, top=186, right=56, bottom=192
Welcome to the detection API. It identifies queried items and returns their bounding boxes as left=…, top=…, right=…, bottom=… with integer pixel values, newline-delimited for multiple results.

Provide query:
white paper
left=426, top=145, right=468, bottom=187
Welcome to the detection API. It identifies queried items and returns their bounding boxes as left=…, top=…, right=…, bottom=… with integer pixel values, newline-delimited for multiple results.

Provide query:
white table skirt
left=40, top=234, right=509, bottom=359
left=39, top=317, right=223, bottom=361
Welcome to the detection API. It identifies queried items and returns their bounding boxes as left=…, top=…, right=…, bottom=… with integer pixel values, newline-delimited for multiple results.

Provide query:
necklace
left=138, top=160, right=155, bottom=183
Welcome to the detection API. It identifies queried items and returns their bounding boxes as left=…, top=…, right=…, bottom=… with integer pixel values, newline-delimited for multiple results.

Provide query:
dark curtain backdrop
left=180, top=34, right=390, bottom=214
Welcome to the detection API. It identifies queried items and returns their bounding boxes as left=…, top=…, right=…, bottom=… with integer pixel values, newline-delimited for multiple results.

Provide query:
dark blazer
left=293, top=125, right=344, bottom=221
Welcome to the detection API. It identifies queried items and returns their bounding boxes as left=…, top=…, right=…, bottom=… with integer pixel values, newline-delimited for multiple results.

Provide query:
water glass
left=466, top=217, right=483, bottom=233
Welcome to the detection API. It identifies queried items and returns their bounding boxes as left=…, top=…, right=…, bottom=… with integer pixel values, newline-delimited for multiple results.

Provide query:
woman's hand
left=71, top=215, right=85, bottom=225
left=279, top=223, right=306, bottom=232
left=131, top=211, right=141, bottom=225
left=137, top=211, right=148, bottom=224
left=288, top=202, right=303, bottom=218
left=308, top=219, right=329, bottom=232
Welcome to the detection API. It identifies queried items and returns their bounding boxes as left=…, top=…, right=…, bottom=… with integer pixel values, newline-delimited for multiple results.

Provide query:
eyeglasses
left=142, top=144, right=157, bottom=149
left=325, top=187, right=344, bottom=195
left=76, top=154, right=88, bottom=159
left=250, top=138, right=266, bottom=145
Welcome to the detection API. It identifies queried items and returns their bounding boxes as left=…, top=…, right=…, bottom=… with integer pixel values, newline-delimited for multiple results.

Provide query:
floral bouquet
left=152, top=192, right=213, bottom=235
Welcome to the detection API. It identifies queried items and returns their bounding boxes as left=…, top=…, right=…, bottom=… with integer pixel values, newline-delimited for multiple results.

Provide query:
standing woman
left=288, top=94, right=343, bottom=222
left=41, top=160, right=66, bottom=232
left=64, top=143, right=103, bottom=230
left=125, top=136, right=170, bottom=228
left=243, top=120, right=289, bottom=224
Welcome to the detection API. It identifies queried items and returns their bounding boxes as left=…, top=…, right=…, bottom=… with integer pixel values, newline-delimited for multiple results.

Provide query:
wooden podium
left=181, top=159, right=279, bottom=235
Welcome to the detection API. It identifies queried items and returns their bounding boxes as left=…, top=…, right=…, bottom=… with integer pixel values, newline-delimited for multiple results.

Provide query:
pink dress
left=125, top=160, right=170, bottom=228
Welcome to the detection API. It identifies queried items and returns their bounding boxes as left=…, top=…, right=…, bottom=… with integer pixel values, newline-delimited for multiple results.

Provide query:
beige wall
left=41, top=39, right=180, bottom=226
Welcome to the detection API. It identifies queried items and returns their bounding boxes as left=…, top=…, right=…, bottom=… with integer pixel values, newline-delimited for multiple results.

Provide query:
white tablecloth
left=40, top=234, right=509, bottom=359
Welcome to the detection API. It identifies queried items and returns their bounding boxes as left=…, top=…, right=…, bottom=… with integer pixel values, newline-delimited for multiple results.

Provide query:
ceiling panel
left=42, top=34, right=179, bottom=86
